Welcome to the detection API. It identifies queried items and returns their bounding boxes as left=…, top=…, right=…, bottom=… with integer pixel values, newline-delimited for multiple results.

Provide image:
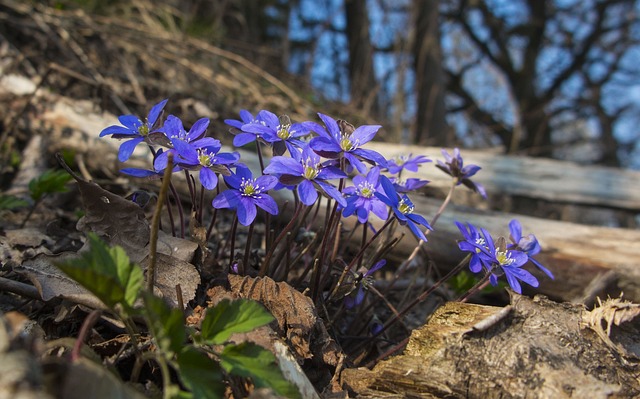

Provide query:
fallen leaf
left=217, top=275, right=342, bottom=366
left=139, top=253, right=201, bottom=308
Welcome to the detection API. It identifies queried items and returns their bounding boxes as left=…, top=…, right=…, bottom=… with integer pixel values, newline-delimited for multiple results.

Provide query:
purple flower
left=375, top=176, right=432, bottom=241
left=483, top=232, right=538, bottom=294
left=153, top=115, right=217, bottom=171
left=263, top=145, right=347, bottom=207
left=307, top=113, right=387, bottom=173
left=99, top=99, right=168, bottom=162
left=212, top=166, right=279, bottom=226
left=455, top=221, right=494, bottom=273
left=342, top=167, right=388, bottom=223
left=171, top=139, right=239, bottom=190
left=387, top=154, right=431, bottom=175
left=240, top=111, right=308, bottom=156
left=391, top=177, right=430, bottom=193
left=508, top=219, right=554, bottom=279
left=436, top=148, right=486, bottom=198
left=344, top=259, right=386, bottom=309
left=224, top=110, right=266, bottom=147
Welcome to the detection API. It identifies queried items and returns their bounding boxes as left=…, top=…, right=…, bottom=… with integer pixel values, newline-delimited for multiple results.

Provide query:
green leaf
left=55, top=233, right=143, bottom=310
left=28, top=169, right=72, bottom=202
left=142, top=292, right=186, bottom=356
left=0, top=195, right=29, bottom=210
left=220, top=343, right=300, bottom=399
left=200, top=299, right=275, bottom=345
left=176, top=347, right=225, bottom=399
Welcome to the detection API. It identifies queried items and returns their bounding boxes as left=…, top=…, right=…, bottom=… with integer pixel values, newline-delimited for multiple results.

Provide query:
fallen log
left=365, top=141, right=640, bottom=212
left=341, top=293, right=640, bottom=399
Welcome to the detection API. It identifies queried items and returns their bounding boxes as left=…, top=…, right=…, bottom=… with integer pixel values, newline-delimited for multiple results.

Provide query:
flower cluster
left=100, top=99, right=550, bottom=306
left=456, top=219, right=553, bottom=294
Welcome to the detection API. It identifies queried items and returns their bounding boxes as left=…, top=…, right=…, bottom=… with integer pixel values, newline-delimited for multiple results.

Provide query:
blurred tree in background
left=53, top=0, right=640, bottom=168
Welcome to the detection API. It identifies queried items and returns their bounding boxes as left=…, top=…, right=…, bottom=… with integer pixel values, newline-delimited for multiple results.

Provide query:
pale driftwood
left=341, top=293, right=640, bottom=398
left=365, top=141, right=640, bottom=211
left=361, top=197, right=640, bottom=303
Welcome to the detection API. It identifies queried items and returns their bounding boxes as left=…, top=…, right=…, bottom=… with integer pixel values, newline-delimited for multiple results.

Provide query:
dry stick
left=147, top=153, right=173, bottom=293
left=175, top=284, right=184, bottom=313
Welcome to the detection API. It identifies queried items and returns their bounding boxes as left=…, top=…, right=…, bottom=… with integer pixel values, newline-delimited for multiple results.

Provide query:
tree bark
left=412, top=0, right=449, bottom=146
left=345, top=0, right=379, bottom=115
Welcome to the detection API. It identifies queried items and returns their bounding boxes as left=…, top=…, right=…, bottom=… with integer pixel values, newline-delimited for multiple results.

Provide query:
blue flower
left=508, top=219, right=554, bottom=279
left=342, top=167, right=388, bottom=223
left=239, top=111, right=308, bottom=156
left=171, top=139, right=240, bottom=190
left=391, top=177, right=430, bottom=193
left=375, top=176, right=432, bottom=241
left=99, top=99, right=168, bottom=162
left=307, top=113, right=387, bottom=173
left=436, top=148, right=486, bottom=198
left=224, top=110, right=266, bottom=147
left=455, top=221, right=495, bottom=273
left=387, top=154, right=431, bottom=175
left=483, top=232, right=538, bottom=294
left=263, top=145, right=347, bottom=207
left=212, top=165, right=279, bottom=226
left=153, top=115, right=218, bottom=171
left=344, top=259, right=386, bottom=309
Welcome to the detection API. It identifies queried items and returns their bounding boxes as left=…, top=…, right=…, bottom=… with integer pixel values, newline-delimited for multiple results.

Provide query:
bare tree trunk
left=412, top=0, right=449, bottom=146
left=344, top=0, right=379, bottom=115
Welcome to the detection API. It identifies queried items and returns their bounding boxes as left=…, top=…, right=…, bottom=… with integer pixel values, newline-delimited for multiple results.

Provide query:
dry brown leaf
left=583, top=294, right=640, bottom=362
left=0, top=228, right=53, bottom=265
left=139, top=253, right=200, bottom=308
left=16, top=252, right=108, bottom=309
left=219, top=274, right=341, bottom=366
left=73, top=177, right=150, bottom=263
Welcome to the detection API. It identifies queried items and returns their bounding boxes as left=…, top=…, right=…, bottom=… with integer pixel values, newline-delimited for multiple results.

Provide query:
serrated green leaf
left=0, top=195, right=29, bottom=210
left=220, top=342, right=300, bottom=399
left=176, top=346, right=225, bottom=399
left=200, top=299, right=275, bottom=345
left=55, top=233, right=143, bottom=310
left=28, top=169, right=72, bottom=202
left=142, top=292, right=186, bottom=356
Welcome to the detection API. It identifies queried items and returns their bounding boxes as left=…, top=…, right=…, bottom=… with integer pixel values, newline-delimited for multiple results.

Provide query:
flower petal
left=118, top=137, right=144, bottom=162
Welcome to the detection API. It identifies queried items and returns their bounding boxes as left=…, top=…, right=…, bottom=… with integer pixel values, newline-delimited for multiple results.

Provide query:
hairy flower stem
left=255, top=140, right=272, bottom=251
left=198, top=183, right=205, bottom=224
left=458, top=273, right=492, bottom=302
left=71, top=309, right=102, bottom=362
left=148, top=154, right=174, bottom=292
left=228, top=216, right=239, bottom=270
left=402, top=180, right=456, bottom=271
left=312, top=200, right=341, bottom=302
left=243, top=222, right=254, bottom=274
left=327, top=218, right=394, bottom=302
left=259, top=203, right=305, bottom=277
left=206, top=185, right=220, bottom=240
left=376, top=254, right=472, bottom=340
left=168, top=182, right=182, bottom=237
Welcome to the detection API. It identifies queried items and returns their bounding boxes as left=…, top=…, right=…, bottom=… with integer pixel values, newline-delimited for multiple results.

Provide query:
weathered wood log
left=363, top=197, right=640, bottom=304
left=341, top=293, right=640, bottom=398
left=365, top=141, right=640, bottom=212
